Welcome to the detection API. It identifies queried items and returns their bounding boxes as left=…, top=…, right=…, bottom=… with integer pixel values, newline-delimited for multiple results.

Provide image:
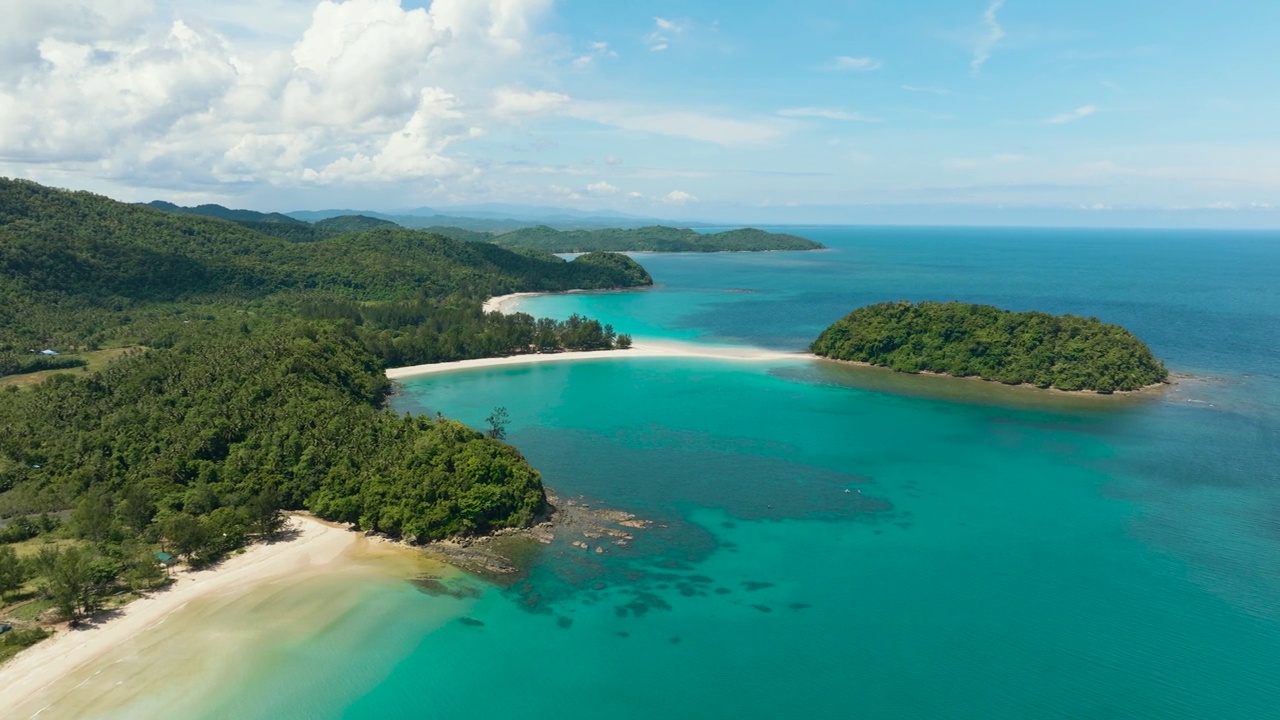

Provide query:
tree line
left=0, top=177, right=651, bottom=358
left=0, top=178, right=650, bottom=628
left=0, top=323, right=548, bottom=619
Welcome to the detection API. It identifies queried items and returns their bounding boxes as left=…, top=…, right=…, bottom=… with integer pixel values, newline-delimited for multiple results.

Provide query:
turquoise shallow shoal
left=205, top=227, right=1280, bottom=720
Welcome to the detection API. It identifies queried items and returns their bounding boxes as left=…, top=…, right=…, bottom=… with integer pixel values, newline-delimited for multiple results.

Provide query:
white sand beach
left=387, top=339, right=807, bottom=379
left=389, top=292, right=809, bottom=380
left=481, top=292, right=546, bottom=314
left=0, top=515, right=375, bottom=719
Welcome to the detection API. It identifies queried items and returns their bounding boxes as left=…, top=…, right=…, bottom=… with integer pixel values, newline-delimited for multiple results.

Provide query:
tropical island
left=488, top=225, right=825, bottom=253
left=810, top=301, right=1169, bottom=393
left=0, top=178, right=654, bottom=658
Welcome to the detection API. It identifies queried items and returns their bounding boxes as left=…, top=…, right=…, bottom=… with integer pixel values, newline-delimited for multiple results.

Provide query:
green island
left=490, top=225, right=824, bottom=253
left=0, top=178, right=651, bottom=633
left=811, top=301, right=1169, bottom=393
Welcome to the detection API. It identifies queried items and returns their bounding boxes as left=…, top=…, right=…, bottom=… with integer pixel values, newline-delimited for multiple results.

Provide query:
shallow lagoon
left=210, top=227, right=1280, bottom=719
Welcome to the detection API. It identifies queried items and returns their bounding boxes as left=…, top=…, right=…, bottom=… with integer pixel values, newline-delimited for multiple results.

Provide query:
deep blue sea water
left=208, top=227, right=1280, bottom=719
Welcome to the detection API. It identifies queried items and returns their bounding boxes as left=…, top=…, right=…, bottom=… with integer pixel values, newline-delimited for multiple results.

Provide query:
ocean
left=211, top=227, right=1280, bottom=719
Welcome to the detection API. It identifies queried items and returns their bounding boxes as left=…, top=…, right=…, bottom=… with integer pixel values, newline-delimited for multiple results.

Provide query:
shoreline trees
left=811, top=301, right=1168, bottom=393
left=0, top=178, right=648, bottom=628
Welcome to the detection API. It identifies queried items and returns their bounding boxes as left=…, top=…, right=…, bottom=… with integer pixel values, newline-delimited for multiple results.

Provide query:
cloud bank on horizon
left=0, top=0, right=1277, bottom=226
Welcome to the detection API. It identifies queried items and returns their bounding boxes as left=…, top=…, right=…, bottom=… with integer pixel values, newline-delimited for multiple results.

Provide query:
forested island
left=811, top=301, right=1168, bottom=393
left=0, top=178, right=652, bottom=638
left=491, top=225, right=824, bottom=253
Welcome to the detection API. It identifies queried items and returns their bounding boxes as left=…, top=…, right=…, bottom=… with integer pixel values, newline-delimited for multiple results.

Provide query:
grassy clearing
left=0, top=347, right=140, bottom=390
left=4, top=597, right=53, bottom=623
left=0, top=626, right=51, bottom=664
left=9, top=536, right=86, bottom=559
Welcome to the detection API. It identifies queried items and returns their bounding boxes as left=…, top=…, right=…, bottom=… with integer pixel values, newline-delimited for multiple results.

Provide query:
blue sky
left=1, top=0, right=1277, bottom=226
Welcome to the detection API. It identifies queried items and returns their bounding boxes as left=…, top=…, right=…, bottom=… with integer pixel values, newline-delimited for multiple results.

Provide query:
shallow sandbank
left=815, top=356, right=1170, bottom=396
left=387, top=339, right=807, bottom=379
left=810, top=357, right=1174, bottom=411
left=0, top=515, right=445, bottom=720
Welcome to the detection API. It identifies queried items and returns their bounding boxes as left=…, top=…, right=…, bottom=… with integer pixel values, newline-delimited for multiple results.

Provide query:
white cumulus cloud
left=0, top=0, right=555, bottom=192
left=586, top=180, right=618, bottom=195
left=662, top=190, right=696, bottom=204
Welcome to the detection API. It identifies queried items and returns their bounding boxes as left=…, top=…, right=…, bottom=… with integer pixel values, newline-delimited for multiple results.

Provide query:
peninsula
left=811, top=301, right=1169, bottom=393
left=0, top=177, right=653, bottom=662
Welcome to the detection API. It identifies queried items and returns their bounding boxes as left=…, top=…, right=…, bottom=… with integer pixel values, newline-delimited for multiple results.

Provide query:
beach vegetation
left=0, top=546, right=30, bottom=601
left=811, top=301, right=1168, bottom=393
left=486, top=407, right=510, bottom=441
left=0, top=178, right=651, bottom=638
left=0, top=626, right=50, bottom=664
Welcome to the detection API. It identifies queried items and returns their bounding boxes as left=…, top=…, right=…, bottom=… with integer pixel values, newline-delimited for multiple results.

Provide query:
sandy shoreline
left=0, top=515, right=368, bottom=718
left=390, top=291, right=808, bottom=379
left=387, top=339, right=807, bottom=379
left=481, top=291, right=547, bottom=314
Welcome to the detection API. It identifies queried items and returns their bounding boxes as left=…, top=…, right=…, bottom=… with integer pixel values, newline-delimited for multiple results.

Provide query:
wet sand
left=0, top=516, right=450, bottom=720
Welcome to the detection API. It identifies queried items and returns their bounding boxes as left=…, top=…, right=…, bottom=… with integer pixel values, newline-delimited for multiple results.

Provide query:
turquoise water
left=218, top=228, right=1280, bottom=719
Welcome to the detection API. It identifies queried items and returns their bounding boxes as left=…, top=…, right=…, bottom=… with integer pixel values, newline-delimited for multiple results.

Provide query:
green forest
left=146, top=200, right=400, bottom=243
left=811, top=301, right=1168, bottom=393
left=144, top=200, right=825, bottom=253
left=0, top=177, right=651, bottom=628
left=491, top=225, right=824, bottom=253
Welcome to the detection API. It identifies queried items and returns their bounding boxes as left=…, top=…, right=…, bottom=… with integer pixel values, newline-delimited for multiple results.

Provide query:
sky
left=1, top=0, right=1278, bottom=227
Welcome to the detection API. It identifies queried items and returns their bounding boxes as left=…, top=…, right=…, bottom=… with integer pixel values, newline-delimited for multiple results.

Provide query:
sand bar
left=392, top=291, right=809, bottom=379
left=387, top=339, right=808, bottom=379
left=0, top=515, right=362, bottom=718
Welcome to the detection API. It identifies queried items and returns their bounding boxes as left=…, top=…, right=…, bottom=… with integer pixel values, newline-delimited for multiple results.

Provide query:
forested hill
left=1, top=178, right=651, bottom=353
left=146, top=200, right=399, bottom=242
left=491, top=225, right=824, bottom=253
left=143, top=200, right=823, bottom=252
left=811, top=301, right=1168, bottom=393
left=146, top=200, right=301, bottom=225
left=0, top=324, right=547, bottom=546
left=0, top=178, right=651, bottom=618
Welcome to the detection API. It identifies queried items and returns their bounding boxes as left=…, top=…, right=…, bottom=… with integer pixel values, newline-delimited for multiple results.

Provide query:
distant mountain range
left=147, top=200, right=303, bottom=225
left=144, top=201, right=399, bottom=241
left=492, top=226, right=824, bottom=253
left=287, top=204, right=685, bottom=232
left=142, top=200, right=823, bottom=252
